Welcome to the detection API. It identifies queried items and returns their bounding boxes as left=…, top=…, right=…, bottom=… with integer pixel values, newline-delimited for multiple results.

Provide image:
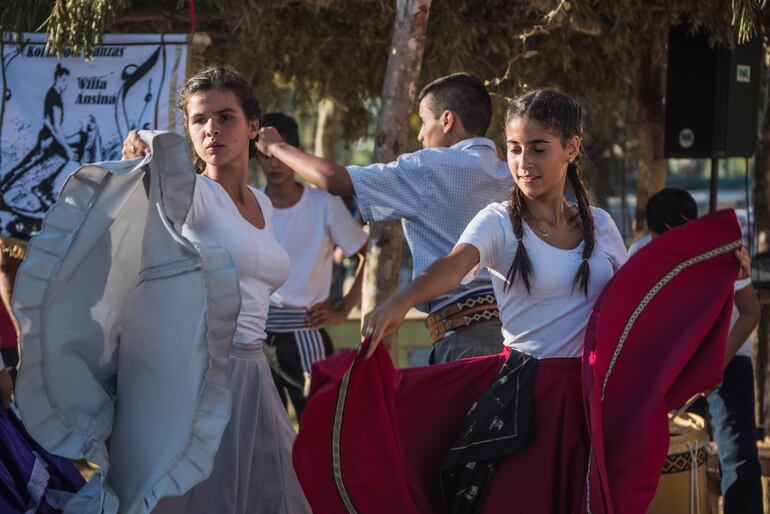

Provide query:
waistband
left=426, top=289, right=499, bottom=343
left=265, top=306, right=311, bottom=332
left=429, top=286, right=495, bottom=314
left=230, top=341, right=263, bottom=358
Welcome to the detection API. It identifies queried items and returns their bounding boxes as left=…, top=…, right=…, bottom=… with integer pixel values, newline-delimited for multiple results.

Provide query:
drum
left=648, top=413, right=710, bottom=514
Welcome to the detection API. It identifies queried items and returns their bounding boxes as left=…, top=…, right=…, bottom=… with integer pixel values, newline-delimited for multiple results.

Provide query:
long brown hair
left=503, top=88, right=595, bottom=296
left=177, top=66, right=262, bottom=173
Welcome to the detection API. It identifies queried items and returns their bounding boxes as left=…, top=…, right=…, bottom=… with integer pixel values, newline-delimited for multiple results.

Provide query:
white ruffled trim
left=14, top=162, right=137, bottom=514
left=133, top=131, right=239, bottom=513
left=14, top=131, right=240, bottom=513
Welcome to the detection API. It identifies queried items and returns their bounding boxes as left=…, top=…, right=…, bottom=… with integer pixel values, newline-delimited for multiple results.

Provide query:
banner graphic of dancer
left=0, top=33, right=187, bottom=239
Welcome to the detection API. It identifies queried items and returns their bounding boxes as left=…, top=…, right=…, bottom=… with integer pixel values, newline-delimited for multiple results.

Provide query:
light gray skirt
left=152, top=342, right=311, bottom=514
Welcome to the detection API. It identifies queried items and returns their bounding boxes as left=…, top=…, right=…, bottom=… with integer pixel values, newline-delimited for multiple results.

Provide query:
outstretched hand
left=121, top=130, right=151, bottom=160
left=360, top=298, right=411, bottom=359
left=735, top=247, right=751, bottom=280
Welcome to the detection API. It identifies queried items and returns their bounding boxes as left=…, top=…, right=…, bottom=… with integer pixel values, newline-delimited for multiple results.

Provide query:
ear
left=441, top=110, right=456, bottom=134
left=565, top=135, right=581, bottom=162
left=248, top=118, right=260, bottom=140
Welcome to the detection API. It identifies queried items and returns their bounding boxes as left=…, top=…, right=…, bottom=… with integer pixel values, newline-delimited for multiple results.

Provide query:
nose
left=515, top=152, right=528, bottom=172
left=205, top=119, right=220, bottom=136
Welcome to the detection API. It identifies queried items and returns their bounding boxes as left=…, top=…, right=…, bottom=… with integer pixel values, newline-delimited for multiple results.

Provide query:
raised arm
left=257, top=127, right=353, bottom=196
left=361, top=243, right=481, bottom=357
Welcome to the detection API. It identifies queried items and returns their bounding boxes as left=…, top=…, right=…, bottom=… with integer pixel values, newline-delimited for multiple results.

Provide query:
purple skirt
left=0, top=406, right=84, bottom=513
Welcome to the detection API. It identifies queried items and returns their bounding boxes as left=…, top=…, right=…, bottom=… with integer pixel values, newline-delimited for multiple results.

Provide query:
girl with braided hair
left=354, top=87, right=626, bottom=512
left=364, top=87, right=621, bottom=359
left=294, top=88, right=748, bottom=514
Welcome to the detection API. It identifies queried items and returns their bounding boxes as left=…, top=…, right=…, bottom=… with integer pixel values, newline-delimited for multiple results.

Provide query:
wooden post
left=362, top=0, right=432, bottom=365
left=314, top=97, right=339, bottom=160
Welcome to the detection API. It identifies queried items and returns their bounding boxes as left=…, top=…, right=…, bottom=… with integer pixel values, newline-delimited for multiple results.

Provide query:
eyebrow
left=505, top=139, right=552, bottom=145
left=190, top=108, right=237, bottom=117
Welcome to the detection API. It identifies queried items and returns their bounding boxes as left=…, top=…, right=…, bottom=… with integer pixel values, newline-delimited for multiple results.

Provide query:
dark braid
left=503, top=88, right=595, bottom=296
left=566, top=162, right=595, bottom=295
left=505, top=187, right=534, bottom=293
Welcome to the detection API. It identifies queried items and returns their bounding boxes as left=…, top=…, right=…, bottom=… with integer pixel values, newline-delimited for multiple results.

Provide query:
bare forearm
left=339, top=252, right=366, bottom=316
left=269, top=142, right=353, bottom=196
left=725, top=316, right=758, bottom=363
left=726, top=285, right=761, bottom=365
left=393, top=250, right=476, bottom=311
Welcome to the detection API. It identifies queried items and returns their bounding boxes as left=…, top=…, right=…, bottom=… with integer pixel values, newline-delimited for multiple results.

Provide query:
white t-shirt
left=182, top=175, right=291, bottom=345
left=266, top=185, right=367, bottom=308
left=627, top=233, right=652, bottom=257
left=457, top=203, right=627, bottom=359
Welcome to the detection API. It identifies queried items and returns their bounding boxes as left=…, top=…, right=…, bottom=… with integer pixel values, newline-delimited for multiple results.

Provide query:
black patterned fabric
left=439, top=350, right=537, bottom=513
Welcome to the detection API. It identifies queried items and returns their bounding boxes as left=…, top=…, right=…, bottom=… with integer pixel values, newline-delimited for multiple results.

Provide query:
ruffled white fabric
left=14, top=131, right=240, bottom=514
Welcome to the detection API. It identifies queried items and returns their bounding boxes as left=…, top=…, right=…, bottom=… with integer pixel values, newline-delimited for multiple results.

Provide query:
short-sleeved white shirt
left=267, top=184, right=367, bottom=308
left=457, top=203, right=627, bottom=359
left=182, top=175, right=291, bottom=345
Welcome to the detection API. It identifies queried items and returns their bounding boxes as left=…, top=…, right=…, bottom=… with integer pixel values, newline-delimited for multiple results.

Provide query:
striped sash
left=266, top=306, right=328, bottom=376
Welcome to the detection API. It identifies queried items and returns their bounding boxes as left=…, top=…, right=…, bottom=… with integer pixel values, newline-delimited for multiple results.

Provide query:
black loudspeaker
left=664, top=25, right=763, bottom=158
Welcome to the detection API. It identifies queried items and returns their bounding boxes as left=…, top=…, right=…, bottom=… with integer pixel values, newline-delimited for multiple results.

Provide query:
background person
left=258, top=112, right=367, bottom=419
left=630, top=186, right=763, bottom=514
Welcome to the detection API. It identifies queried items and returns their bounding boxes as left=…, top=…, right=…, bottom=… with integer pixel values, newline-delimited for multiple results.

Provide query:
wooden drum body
left=648, top=413, right=710, bottom=514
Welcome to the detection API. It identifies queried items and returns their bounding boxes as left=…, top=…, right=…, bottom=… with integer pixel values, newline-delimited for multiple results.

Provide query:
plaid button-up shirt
left=347, top=137, right=513, bottom=312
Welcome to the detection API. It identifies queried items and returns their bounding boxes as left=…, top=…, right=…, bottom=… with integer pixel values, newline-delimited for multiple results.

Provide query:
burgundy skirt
left=294, top=209, right=743, bottom=514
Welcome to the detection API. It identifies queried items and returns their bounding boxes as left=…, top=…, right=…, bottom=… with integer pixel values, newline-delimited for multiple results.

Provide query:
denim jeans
left=705, top=356, right=763, bottom=514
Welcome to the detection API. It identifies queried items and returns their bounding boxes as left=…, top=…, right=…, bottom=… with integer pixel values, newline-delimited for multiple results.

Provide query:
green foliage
left=2, top=0, right=769, bottom=143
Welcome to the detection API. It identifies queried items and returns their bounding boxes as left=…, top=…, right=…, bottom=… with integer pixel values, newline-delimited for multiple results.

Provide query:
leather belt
left=425, top=292, right=500, bottom=343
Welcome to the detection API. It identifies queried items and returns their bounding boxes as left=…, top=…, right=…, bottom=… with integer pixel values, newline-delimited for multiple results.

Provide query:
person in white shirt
left=258, top=112, right=367, bottom=419
left=358, top=88, right=627, bottom=511
left=123, top=67, right=310, bottom=514
left=629, top=187, right=762, bottom=514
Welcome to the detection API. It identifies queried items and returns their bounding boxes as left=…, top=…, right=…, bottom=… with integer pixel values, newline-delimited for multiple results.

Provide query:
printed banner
left=0, top=33, right=188, bottom=239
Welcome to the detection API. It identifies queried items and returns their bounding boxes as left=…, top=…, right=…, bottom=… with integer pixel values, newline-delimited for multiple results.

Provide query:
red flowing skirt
left=294, top=209, right=742, bottom=514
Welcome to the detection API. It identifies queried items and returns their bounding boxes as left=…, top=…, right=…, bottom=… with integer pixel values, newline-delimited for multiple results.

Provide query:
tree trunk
left=633, top=26, right=667, bottom=237
left=754, top=52, right=770, bottom=441
left=362, top=0, right=432, bottom=365
left=314, top=97, right=339, bottom=160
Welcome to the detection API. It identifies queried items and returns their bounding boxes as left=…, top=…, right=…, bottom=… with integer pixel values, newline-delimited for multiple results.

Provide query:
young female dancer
left=123, top=67, right=310, bottom=514
left=293, top=88, right=748, bottom=514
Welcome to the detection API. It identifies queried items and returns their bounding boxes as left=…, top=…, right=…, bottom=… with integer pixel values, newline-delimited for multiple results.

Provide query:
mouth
left=517, top=175, right=540, bottom=184
left=206, top=142, right=224, bottom=150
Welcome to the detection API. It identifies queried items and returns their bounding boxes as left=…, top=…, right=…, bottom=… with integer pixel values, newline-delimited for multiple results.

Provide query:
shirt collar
left=450, top=137, right=497, bottom=152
